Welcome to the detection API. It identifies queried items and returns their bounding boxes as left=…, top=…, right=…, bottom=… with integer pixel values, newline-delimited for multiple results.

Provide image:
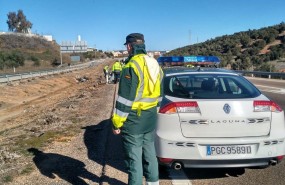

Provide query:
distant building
left=87, top=47, right=96, bottom=52
left=112, top=51, right=123, bottom=57
left=0, top=31, right=54, bottom=42
left=122, top=50, right=128, bottom=55
left=147, top=51, right=161, bottom=57
left=160, top=51, right=169, bottom=55
left=43, top=35, right=53, bottom=41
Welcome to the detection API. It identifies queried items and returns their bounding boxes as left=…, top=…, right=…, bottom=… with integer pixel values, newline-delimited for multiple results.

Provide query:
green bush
left=30, top=55, right=39, bottom=62
left=0, top=51, right=26, bottom=70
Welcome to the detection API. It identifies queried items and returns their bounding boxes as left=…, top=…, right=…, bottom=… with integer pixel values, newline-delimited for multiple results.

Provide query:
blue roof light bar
left=157, top=56, right=220, bottom=66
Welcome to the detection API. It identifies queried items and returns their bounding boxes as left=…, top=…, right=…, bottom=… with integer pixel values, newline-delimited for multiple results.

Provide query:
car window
left=164, top=74, right=261, bottom=99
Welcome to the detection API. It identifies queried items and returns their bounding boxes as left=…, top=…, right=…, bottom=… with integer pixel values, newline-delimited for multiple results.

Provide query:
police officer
left=112, top=33, right=163, bottom=185
left=112, top=60, right=122, bottom=83
left=103, top=65, right=109, bottom=83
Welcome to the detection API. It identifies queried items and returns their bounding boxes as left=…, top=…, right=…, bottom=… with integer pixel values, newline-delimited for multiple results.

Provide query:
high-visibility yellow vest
left=112, top=61, right=122, bottom=72
left=112, top=54, right=163, bottom=128
left=125, top=54, right=163, bottom=113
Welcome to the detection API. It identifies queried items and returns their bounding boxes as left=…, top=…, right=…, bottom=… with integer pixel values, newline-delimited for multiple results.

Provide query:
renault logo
left=223, top=104, right=231, bottom=114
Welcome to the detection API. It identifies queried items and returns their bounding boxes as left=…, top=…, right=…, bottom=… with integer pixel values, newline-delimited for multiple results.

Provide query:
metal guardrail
left=0, top=60, right=102, bottom=83
left=235, top=70, right=285, bottom=80
left=1, top=64, right=284, bottom=83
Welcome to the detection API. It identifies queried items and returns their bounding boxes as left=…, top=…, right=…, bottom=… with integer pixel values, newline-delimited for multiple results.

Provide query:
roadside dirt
left=0, top=60, right=126, bottom=184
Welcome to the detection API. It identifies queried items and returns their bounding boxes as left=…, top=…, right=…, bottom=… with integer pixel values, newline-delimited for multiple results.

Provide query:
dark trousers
left=121, top=130, right=159, bottom=185
left=114, top=71, right=121, bottom=84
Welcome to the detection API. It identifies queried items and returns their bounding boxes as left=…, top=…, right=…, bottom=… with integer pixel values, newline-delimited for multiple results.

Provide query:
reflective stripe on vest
left=131, top=60, right=144, bottom=101
left=114, top=108, right=129, bottom=118
left=159, top=68, right=163, bottom=82
left=131, top=59, right=159, bottom=103
left=117, top=96, right=133, bottom=106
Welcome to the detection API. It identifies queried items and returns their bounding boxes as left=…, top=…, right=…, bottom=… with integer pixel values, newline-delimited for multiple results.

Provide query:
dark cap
left=124, top=33, right=145, bottom=45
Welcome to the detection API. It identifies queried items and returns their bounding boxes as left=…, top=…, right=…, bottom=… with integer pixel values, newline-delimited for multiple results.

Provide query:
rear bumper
left=155, top=133, right=285, bottom=168
left=159, top=157, right=283, bottom=168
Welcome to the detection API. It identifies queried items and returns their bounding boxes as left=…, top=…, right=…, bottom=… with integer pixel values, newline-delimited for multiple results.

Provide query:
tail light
left=158, top=157, right=173, bottom=164
left=253, top=100, right=283, bottom=113
left=277, top=155, right=284, bottom=161
left=159, top=101, right=200, bottom=114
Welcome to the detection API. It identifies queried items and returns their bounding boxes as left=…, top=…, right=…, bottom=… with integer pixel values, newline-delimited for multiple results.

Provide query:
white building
left=112, top=51, right=122, bottom=57
left=43, top=35, right=53, bottom=41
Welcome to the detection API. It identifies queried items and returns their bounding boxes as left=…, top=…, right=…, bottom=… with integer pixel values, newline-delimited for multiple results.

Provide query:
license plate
left=206, top=145, right=252, bottom=156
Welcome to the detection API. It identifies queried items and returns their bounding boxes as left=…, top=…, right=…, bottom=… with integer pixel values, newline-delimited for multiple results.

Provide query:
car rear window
left=164, top=74, right=261, bottom=99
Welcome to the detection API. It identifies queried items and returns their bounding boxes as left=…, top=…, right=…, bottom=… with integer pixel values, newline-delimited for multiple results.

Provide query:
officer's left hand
left=113, top=128, right=121, bottom=135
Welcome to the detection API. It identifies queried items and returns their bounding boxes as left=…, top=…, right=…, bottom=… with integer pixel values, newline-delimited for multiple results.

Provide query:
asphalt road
left=247, top=77, right=285, bottom=112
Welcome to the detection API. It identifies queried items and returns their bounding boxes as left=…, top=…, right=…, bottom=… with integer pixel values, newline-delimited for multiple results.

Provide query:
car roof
left=163, top=66, right=240, bottom=76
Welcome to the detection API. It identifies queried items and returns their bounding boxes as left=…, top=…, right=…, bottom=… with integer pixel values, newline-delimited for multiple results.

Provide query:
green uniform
left=112, top=53, right=163, bottom=185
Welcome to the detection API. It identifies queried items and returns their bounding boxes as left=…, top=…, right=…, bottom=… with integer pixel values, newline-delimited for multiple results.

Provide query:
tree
left=7, top=52, right=25, bottom=67
left=253, top=40, right=266, bottom=49
left=6, top=12, right=17, bottom=32
left=243, top=56, right=252, bottom=70
left=6, top=10, right=32, bottom=33
left=0, top=52, right=25, bottom=70
left=277, top=22, right=285, bottom=33
left=240, top=35, right=251, bottom=48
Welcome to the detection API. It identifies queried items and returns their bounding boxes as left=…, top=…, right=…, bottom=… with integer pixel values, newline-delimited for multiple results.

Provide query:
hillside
left=0, top=33, right=59, bottom=55
left=0, top=33, right=63, bottom=73
left=0, top=33, right=109, bottom=75
left=166, top=22, right=285, bottom=72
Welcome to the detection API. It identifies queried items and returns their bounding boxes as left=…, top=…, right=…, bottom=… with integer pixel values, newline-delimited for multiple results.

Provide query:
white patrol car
left=155, top=56, right=285, bottom=169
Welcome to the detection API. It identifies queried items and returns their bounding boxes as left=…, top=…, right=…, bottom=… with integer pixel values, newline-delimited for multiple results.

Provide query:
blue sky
left=0, top=0, right=285, bottom=51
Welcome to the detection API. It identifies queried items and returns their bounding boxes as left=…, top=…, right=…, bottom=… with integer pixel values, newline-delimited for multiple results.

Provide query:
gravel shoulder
left=0, top=60, right=129, bottom=184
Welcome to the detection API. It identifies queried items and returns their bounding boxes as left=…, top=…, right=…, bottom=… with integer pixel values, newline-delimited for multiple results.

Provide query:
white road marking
left=168, top=169, right=192, bottom=185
